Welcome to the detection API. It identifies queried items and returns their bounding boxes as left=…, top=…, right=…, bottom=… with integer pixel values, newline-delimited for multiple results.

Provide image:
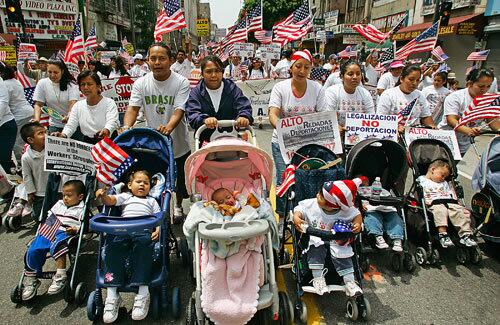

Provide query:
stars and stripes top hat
left=322, top=176, right=368, bottom=210
left=291, top=49, right=313, bottom=66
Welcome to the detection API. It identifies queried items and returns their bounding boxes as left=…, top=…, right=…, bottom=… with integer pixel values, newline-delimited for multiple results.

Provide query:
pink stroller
left=181, top=121, right=293, bottom=324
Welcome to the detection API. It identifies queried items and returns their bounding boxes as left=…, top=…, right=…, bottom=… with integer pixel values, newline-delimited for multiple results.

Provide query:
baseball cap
left=447, top=72, right=456, bottom=79
left=133, top=54, right=143, bottom=60
left=38, top=57, right=48, bottom=62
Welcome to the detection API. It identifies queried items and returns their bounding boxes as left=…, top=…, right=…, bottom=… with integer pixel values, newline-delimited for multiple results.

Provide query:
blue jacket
left=186, top=78, right=253, bottom=143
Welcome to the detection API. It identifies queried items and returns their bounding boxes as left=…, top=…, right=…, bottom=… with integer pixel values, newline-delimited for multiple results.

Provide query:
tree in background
left=243, top=0, right=303, bottom=30
left=134, top=0, right=156, bottom=51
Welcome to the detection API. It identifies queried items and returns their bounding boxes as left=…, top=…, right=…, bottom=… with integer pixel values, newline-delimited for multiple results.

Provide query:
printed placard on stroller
left=87, top=128, right=181, bottom=321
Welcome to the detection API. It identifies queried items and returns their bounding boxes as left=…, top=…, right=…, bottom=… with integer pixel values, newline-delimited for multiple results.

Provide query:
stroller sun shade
left=408, top=139, right=456, bottom=178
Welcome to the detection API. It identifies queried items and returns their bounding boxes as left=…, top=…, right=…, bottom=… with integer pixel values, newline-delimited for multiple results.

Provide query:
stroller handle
left=305, top=227, right=355, bottom=241
left=194, top=119, right=257, bottom=150
left=90, top=213, right=162, bottom=235
left=197, top=219, right=269, bottom=241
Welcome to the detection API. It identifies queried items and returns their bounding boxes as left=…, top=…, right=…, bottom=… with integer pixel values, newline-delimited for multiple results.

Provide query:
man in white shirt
left=273, top=50, right=292, bottom=79
left=323, top=54, right=338, bottom=71
left=121, top=43, right=191, bottom=222
left=170, top=49, right=194, bottom=79
left=377, top=60, right=404, bottom=95
left=128, top=54, right=149, bottom=77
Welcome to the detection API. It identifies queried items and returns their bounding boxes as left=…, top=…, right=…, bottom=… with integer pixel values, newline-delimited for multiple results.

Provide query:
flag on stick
left=397, top=98, right=418, bottom=125
left=91, top=138, right=134, bottom=185
left=466, top=50, right=490, bottom=61
left=154, top=0, right=187, bottom=42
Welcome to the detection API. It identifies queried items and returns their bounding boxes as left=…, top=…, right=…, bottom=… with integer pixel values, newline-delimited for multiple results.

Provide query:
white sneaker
left=22, top=277, right=40, bottom=301
left=47, top=274, right=67, bottom=295
left=174, top=207, right=183, bottom=217
left=439, top=233, right=454, bottom=248
left=311, top=276, right=328, bottom=295
left=392, top=239, right=403, bottom=252
left=131, top=293, right=150, bottom=320
left=375, top=236, right=389, bottom=249
left=103, top=296, right=122, bottom=324
left=460, top=235, right=477, bottom=247
left=21, top=204, right=33, bottom=217
left=7, top=201, right=24, bottom=217
left=344, top=281, right=363, bottom=297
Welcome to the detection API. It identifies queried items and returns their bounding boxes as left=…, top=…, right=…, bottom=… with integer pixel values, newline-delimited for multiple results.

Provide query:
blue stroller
left=86, top=128, right=181, bottom=321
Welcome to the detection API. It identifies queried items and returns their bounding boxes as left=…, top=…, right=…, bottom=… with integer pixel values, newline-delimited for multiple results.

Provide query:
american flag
left=338, top=45, right=357, bottom=58
left=466, top=49, right=490, bottom=61
left=154, top=0, right=187, bottom=42
left=310, top=67, right=331, bottom=82
left=38, top=213, right=62, bottom=242
left=254, top=30, right=273, bottom=44
left=85, top=24, right=97, bottom=52
left=218, top=18, right=247, bottom=50
left=352, top=24, right=388, bottom=44
left=64, top=16, right=85, bottom=64
left=431, top=46, right=449, bottom=61
left=395, top=21, right=439, bottom=60
left=388, top=14, right=407, bottom=35
left=397, top=98, right=418, bottom=125
left=91, top=137, right=134, bottom=185
left=246, top=2, right=263, bottom=33
left=276, top=165, right=296, bottom=197
left=0, top=51, right=6, bottom=61
left=219, top=44, right=233, bottom=62
left=273, top=0, right=312, bottom=46
left=455, top=94, right=500, bottom=129
left=379, top=42, right=395, bottom=65
left=465, top=64, right=477, bottom=77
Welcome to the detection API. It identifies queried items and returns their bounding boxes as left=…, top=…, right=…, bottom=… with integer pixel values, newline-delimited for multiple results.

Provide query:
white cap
left=133, top=54, right=143, bottom=60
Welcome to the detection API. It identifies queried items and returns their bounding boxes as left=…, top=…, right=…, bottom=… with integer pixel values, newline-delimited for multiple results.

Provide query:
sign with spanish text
left=231, top=43, right=255, bottom=58
left=0, top=46, right=17, bottom=66
left=196, top=18, right=209, bottom=37
left=44, top=136, right=95, bottom=175
left=404, top=128, right=462, bottom=160
left=18, top=43, right=38, bottom=60
left=257, top=43, right=281, bottom=60
left=276, top=111, right=343, bottom=163
left=345, top=113, right=398, bottom=145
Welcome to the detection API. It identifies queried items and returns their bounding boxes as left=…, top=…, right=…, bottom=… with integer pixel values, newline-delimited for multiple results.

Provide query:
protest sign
left=101, top=76, right=138, bottom=114
left=276, top=111, right=343, bottom=163
left=45, top=136, right=95, bottom=175
left=0, top=45, right=17, bottom=66
left=344, top=113, right=398, bottom=145
left=18, top=43, right=38, bottom=60
left=99, top=51, right=116, bottom=64
left=257, top=44, right=281, bottom=60
left=236, top=78, right=279, bottom=120
left=405, top=128, right=462, bottom=160
left=231, top=43, right=255, bottom=58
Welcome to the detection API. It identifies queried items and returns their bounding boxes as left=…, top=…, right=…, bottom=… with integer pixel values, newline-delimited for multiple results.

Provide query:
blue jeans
left=364, top=210, right=404, bottom=240
left=271, top=141, right=286, bottom=215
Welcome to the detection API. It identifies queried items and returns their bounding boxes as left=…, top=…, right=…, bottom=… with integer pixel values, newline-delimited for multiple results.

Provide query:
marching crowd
left=0, top=42, right=499, bottom=323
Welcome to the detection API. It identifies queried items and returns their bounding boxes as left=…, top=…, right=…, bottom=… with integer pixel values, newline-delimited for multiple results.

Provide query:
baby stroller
left=87, top=128, right=181, bottom=321
left=405, top=139, right=482, bottom=265
left=181, top=121, right=284, bottom=325
left=345, top=139, right=415, bottom=273
left=471, top=135, right=500, bottom=248
left=11, top=172, right=97, bottom=305
left=279, top=143, right=372, bottom=322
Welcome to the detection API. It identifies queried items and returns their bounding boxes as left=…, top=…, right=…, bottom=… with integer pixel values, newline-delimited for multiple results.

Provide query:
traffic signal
left=439, top=1, right=453, bottom=27
left=5, top=0, right=24, bottom=24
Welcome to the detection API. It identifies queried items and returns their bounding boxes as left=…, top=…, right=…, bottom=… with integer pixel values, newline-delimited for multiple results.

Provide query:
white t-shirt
left=3, top=78, right=33, bottom=121
left=377, top=86, right=431, bottom=126
left=324, top=84, right=375, bottom=126
left=129, top=72, right=190, bottom=158
left=422, top=85, right=451, bottom=119
left=108, top=69, right=125, bottom=79
left=377, top=72, right=398, bottom=91
left=248, top=69, right=267, bottom=80
left=364, top=63, right=380, bottom=87
left=419, top=75, right=433, bottom=90
left=323, top=72, right=342, bottom=89
left=206, top=83, right=224, bottom=113
left=129, top=64, right=148, bottom=77
left=171, top=59, right=194, bottom=79
left=268, top=79, right=326, bottom=143
left=274, top=59, right=291, bottom=79
left=417, top=176, right=456, bottom=205
left=115, top=192, right=161, bottom=218
left=50, top=200, right=84, bottom=229
left=223, top=63, right=243, bottom=80
left=323, top=63, right=336, bottom=71
left=489, top=77, right=498, bottom=93
left=294, top=198, right=360, bottom=258
left=62, top=97, right=119, bottom=138
left=33, top=78, right=80, bottom=128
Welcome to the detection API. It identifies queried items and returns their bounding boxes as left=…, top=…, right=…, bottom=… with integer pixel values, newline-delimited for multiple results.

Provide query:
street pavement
left=0, top=125, right=499, bottom=324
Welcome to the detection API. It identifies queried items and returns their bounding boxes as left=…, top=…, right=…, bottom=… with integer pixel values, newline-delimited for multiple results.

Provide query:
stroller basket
left=198, top=219, right=269, bottom=241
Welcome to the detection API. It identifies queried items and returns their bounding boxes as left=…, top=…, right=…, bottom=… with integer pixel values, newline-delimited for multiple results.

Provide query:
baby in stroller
left=95, top=170, right=160, bottom=323
left=418, top=160, right=477, bottom=248
left=206, top=187, right=261, bottom=220
left=292, top=177, right=365, bottom=297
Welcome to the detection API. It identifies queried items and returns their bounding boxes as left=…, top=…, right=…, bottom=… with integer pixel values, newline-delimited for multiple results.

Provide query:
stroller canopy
left=472, top=136, right=500, bottom=193
left=113, top=128, right=175, bottom=187
left=408, top=139, right=456, bottom=178
left=185, top=137, right=274, bottom=199
left=345, top=139, right=407, bottom=188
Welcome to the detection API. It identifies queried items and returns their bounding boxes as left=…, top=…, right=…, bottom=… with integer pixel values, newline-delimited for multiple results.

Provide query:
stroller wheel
left=180, top=238, right=190, bottom=266
left=186, top=296, right=197, bottom=325
left=390, top=253, right=402, bottom=273
left=9, top=215, right=22, bottom=231
left=470, top=247, right=482, bottom=264
left=414, top=247, right=427, bottom=265
left=403, top=252, right=416, bottom=272
left=278, top=291, right=293, bottom=325
left=456, top=247, right=469, bottom=265
left=430, top=249, right=440, bottom=265
left=295, top=299, right=308, bottom=324
left=86, top=290, right=101, bottom=321
left=360, top=297, right=371, bottom=320
left=171, top=287, right=182, bottom=319
left=346, top=298, right=359, bottom=321
left=10, top=284, right=22, bottom=304
left=75, top=282, right=87, bottom=305
left=2, top=214, right=10, bottom=229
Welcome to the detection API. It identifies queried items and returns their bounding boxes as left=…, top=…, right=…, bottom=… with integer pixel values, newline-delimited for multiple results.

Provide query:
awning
left=393, top=13, right=485, bottom=41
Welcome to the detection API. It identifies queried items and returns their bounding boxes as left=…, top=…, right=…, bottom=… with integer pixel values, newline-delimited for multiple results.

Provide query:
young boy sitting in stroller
left=417, top=160, right=477, bottom=248
left=22, top=180, right=86, bottom=300
left=292, top=177, right=365, bottom=296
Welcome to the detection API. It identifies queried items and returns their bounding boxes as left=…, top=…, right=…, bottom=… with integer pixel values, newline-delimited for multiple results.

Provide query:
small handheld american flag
left=398, top=98, right=418, bottom=126
left=310, top=67, right=331, bottom=82
left=332, top=220, right=354, bottom=246
left=455, top=94, right=500, bottom=129
left=91, top=137, right=134, bottom=185
left=276, top=165, right=297, bottom=197
left=38, top=213, right=62, bottom=242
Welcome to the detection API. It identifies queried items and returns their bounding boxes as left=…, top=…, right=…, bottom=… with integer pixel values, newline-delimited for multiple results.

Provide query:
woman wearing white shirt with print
left=377, top=64, right=435, bottom=133
left=422, top=72, right=451, bottom=123
left=52, top=71, right=119, bottom=144
left=248, top=58, right=268, bottom=80
left=32, top=60, right=79, bottom=133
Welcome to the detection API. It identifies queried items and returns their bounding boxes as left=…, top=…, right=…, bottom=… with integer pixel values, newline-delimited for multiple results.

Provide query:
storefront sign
left=236, top=79, right=279, bottom=119
left=196, top=18, right=210, bottom=37
left=393, top=20, right=482, bottom=40
left=45, top=136, right=95, bottom=175
left=257, top=43, right=281, bottom=60
left=345, top=113, right=398, bottom=146
left=372, top=11, right=408, bottom=32
left=343, top=35, right=364, bottom=44
left=422, top=0, right=473, bottom=16
left=404, top=128, right=462, bottom=160
left=276, top=111, right=343, bottom=163
left=101, top=76, right=138, bottom=114
left=324, top=10, right=339, bottom=30
left=231, top=43, right=254, bottom=58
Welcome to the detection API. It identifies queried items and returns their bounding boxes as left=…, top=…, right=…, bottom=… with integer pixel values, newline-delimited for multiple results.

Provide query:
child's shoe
left=439, top=233, right=454, bottom=248
left=103, top=296, right=122, bottom=324
left=375, top=236, right=389, bottom=249
left=345, top=281, right=363, bottom=297
left=7, top=200, right=24, bottom=217
left=22, top=277, right=40, bottom=301
left=460, top=235, right=477, bottom=247
left=131, top=293, right=150, bottom=320
left=21, top=204, right=33, bottom=217
left=392, top=239, right=403, bottom=252
left=311, top=276, right=328, bottom=295
left=47, top=273, right=67, bottom=295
